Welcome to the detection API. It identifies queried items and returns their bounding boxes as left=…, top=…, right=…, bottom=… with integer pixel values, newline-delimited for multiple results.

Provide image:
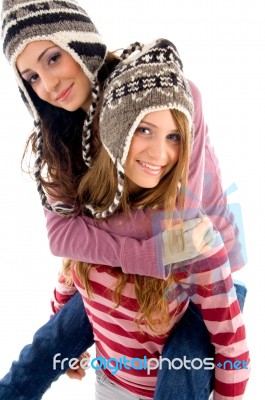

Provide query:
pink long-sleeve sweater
left=45, top=80, right=246, bottom=278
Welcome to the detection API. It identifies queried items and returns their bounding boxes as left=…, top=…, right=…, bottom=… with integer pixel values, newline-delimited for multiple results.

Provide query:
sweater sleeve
left=176, top=235, right=250, bottom=399
left=188, top=80, right=246, bottom=273
left=45, top=80, right=246, bottom=281
left=45, top=208, right=165, bottom=279
left=51, top=271, right=78, bottom=315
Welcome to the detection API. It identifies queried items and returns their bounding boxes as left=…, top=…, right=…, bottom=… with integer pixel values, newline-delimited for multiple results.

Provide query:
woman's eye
left=48, top=52, right=61, bottom=65
left=27, top=74, right=39, bottom=85
left=136, top=127, right=151, bottom=135
left=168, top=133, right=181, bottom=143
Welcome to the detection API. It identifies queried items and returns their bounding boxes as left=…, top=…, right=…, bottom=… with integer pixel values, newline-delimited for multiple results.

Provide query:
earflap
left=83, top=38, right=194, bottom=219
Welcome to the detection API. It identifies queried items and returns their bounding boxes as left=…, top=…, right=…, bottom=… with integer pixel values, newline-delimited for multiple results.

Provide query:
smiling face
left=16, top=40, right=92, bottom=112
left=125, top=109, right=181, bottom=193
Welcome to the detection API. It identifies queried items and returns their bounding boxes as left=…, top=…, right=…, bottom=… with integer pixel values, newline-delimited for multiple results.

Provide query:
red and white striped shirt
left=52, top=233, right=249, bottom=399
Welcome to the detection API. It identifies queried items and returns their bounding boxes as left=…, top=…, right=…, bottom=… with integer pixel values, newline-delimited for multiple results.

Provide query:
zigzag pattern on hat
left=100, top=38, right=194, bottom=162
left=86, top=38, right=194, bottom=219
left=103, top=72, right=189, bottom=109
left=107, top=39, right=183, bottom=84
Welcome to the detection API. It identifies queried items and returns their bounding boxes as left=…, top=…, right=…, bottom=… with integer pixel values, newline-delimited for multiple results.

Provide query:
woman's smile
left=56, top=83, right=74, bottom=102
left=125, top=109, right=180, bottom=192
left=136, top=160, right=165, bottom=175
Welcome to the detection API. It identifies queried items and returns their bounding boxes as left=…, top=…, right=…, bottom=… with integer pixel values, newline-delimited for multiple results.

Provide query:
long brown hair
left=65, top=109, right=191, bottom=335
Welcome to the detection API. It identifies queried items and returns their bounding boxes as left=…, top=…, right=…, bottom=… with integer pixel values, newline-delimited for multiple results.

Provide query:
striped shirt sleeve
left=175, top=233, right=250, bottom=399
left=51, top=272, right=77, bottom=315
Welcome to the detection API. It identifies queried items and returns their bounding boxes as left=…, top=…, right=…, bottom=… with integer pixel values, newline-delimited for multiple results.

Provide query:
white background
left=0, top=0, right=264, bottom=398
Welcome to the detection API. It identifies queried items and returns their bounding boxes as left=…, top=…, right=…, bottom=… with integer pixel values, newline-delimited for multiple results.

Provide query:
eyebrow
left=20, top=46, right=58, bottom=76
left=139, top=120, right=157, bottom=128
left=140, top=120, right=178, bottom=132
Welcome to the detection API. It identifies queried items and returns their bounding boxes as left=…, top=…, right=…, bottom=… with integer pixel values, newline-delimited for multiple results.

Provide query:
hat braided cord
left=82, top=81, right=100, bottom=168
left=84, top=162, right=125, bottom=219
left=33, top=122, right=52, bottom=210
left=53, top=82, right=100, bottom=215
left=83, top=42, right=145, bottom=219
left=119, top=42, right=144, bottom=60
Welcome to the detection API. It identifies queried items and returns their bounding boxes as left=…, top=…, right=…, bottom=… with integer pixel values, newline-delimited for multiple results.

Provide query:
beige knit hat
left=85, top=38, right=194, bottom=218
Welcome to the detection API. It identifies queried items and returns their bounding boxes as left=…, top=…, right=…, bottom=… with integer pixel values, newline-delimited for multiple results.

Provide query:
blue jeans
left=0, top=293, right=94, bottom=400
left=0, top=283, right=246, bottom=400
left=154, top=281, right=246, bottom=399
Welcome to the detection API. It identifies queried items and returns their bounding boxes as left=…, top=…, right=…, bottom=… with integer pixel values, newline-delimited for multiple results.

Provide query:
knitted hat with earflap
left=85, top=38, right=194, bottom=219
left=1, top=0, right=107, bottom=215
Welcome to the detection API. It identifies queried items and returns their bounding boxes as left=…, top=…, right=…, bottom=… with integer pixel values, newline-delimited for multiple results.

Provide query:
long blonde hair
left=64, top=109, right=191, bottom=334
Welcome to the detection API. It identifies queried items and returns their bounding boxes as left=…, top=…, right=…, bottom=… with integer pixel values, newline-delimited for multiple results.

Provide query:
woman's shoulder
left=187, top=79, right=202, bottom=105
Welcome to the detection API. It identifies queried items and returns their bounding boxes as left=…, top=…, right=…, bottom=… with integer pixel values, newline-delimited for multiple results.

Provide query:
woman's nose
left=147, top=137, right=167, bottom=160
left=42, top=74, right=60, bottom=92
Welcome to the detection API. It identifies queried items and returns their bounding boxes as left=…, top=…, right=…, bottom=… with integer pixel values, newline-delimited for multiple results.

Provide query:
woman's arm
left=46, top=208, right=165, bottom=278
left=188, top=80, right=246, bottom=273
left=45, top=81, right=245, bottom=280
left=51, top=270, right=78, bottom=315
left=45, top=208, right=217, bottom=279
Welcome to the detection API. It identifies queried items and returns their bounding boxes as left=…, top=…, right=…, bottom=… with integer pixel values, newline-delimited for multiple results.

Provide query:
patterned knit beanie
left=86, top=38, right=194, bottom=219
left=1, top=0, right=107, bottom=215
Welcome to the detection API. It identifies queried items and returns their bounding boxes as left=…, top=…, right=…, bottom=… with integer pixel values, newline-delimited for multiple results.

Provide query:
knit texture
left=1, top=0, right=107, bottom=215
left=1, top=0, right=106, bottom=80
left=86, top=38, right=194, bottom=219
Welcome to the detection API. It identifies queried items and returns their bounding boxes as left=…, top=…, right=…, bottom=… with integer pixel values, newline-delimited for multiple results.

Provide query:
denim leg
left=154, top=282, right=247, bottom=400
left=233, top=281, right=247, bottom=311
left=0, top=292, right=93, bottom=400
left=0, top=281, right=247, bottom=400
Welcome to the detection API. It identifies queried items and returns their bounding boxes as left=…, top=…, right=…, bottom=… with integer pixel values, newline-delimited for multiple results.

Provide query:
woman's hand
left=162, top=214, right=217, bottom=266
left=66, top=351, right=90, bottom=381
